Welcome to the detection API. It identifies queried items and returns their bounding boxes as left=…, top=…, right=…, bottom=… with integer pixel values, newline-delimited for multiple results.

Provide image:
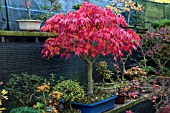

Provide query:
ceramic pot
left=115, top=95, right=125, bottom=104
left=16, top=20, right=42, bottom=31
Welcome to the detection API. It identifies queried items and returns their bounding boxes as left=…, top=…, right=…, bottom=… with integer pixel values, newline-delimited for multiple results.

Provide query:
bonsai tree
left=141, top=28, right=170, bottom=75
left=41, top=2, right=140, bottom=95
left=19, top=0, right=32, bottom=20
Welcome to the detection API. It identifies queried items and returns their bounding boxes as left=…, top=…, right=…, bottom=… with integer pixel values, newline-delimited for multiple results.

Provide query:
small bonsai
left=19, top=0, right=32, bottom=19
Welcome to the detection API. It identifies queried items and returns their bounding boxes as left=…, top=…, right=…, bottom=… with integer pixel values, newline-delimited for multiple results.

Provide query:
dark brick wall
left=2, top=42, right=168, bottom=85
left=0, top=43, right=88, bottom=83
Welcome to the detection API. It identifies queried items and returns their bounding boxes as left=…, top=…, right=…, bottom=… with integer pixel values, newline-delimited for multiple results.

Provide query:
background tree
left=141, top=28, right=170, bottom=75
left=41, top=2, right=140, bottom=95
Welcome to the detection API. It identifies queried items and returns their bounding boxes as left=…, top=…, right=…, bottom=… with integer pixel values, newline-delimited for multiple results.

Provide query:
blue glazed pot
left=71, top=95, right=117, bottom=113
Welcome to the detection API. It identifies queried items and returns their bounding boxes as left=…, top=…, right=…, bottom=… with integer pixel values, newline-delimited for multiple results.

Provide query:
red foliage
left=159, top=106, right=170, bottom=113
left=41, top=2, right=140, bottom=60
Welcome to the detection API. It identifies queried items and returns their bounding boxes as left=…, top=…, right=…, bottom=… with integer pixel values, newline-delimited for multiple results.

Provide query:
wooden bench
left=0, top=30, right=57, bottom=43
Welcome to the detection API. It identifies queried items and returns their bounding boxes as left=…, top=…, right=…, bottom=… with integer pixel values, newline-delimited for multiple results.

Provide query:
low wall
left=0, top=42, right=88, bottom=83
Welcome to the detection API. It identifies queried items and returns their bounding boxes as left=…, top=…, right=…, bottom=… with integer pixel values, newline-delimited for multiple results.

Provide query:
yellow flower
left=0, top=108, right=6, bottom=111
left=37, top=85, right=45, bottom=92
left=33, top=104, right=37, bottom=108
left=52, top=92, right=62, bottom=99
left=2, top=96, right=8, bottom=100
left=37, top=83, right=50, bottom=92
left=52, top=108, right=58, bottom=113
left=1, top=89, right=7, bottom=95
left=48, top=99, right=53, bottom=104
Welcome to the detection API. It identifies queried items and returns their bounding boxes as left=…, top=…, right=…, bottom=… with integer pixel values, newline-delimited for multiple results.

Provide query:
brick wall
left=0, top=43, right=88, bottom=83
left=0, top=42, right=117, bottom=84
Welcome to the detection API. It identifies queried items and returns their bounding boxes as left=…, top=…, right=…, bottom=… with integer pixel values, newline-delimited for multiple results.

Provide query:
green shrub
left=10, top=107, right=40, bottom=113
left=5, top=72, right=43, bottom=106
left=152, top=19, right=170, bottom=29
left=53, top=80, right=84, bottom=109
left=54, top=80, right=85, bottom=103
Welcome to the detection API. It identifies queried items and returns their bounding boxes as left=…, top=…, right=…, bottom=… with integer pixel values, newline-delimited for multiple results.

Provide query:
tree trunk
left=87, top=62, right=93, bottom=96
left=128, top=12, right=130, bottom=25
left=158, top=59, right=164, bottom=73
left=28, top=8, right=31, bottom=20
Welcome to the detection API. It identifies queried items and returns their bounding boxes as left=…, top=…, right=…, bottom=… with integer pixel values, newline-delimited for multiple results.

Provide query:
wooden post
left=35, top=37, right=39, bottom=43
left=1, top=36, right=5, bottom=43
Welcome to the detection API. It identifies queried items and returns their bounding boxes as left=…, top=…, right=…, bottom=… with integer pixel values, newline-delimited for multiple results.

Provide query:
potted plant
left=15, top=0, right=42, bottom=31
left=71, top=95, right=117, bottom=113
left=72, top=86, right=117, bottom=113
left=53, top=79, right=117, bottom=113
left=114, top=78, right=129, bottom=104
left=41, top=2, right=140, bottom=96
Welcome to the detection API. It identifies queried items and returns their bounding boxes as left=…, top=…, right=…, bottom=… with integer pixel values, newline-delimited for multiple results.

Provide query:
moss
left=0, top=30, right=57, bottom=37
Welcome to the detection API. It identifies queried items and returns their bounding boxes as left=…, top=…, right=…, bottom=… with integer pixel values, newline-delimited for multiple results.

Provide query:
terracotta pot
left=115, top=95, right=125, bottom=104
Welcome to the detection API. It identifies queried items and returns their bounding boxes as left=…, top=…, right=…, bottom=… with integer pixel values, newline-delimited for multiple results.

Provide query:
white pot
left=15, top=20, right=42, bottom=31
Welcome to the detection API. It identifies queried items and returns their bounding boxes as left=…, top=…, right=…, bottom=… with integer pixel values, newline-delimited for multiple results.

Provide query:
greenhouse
left=0, top=0, right=170, bottom=113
